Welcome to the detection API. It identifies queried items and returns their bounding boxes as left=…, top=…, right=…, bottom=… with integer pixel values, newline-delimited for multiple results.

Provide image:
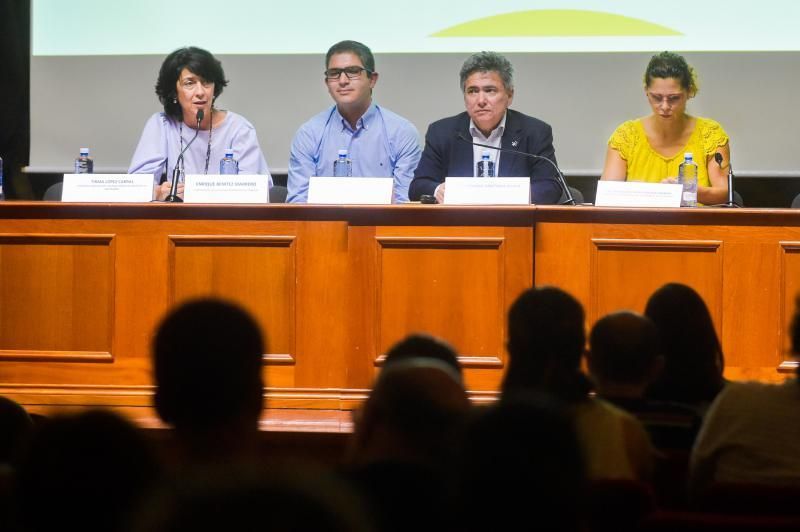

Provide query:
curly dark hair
left=155, top=46, right=229, bottom=119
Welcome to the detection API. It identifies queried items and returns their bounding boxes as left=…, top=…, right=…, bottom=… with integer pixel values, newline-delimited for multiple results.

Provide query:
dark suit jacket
left=409, top=109, right=562, bottom=204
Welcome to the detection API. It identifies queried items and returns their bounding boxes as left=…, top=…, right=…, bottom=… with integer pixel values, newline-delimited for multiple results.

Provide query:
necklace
left=178, top=108, right=214, bottom=175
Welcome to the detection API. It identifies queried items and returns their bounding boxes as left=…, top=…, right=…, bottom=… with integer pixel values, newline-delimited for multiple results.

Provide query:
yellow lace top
left=608, top=117, right=729, bottom=187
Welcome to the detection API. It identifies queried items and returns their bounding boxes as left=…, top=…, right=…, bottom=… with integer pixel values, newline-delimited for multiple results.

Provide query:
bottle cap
left=338, top=149, right=348, bottom=157
left=80, top=148, right=89, bottom=156
left=225, top=149, right=234, bottom=158
left=684, top=152, right=693, bottom=160
left=482, top=150, right=491, bottom=158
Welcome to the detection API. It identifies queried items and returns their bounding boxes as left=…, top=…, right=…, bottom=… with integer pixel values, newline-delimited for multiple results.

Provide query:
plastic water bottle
left=678, top=152, right=698, bottom=207
left=74, top=148, right=93, bottom=174
left=0, top=156, right=4, bottom=200
left=219, top=149, right=238, bottom=175
left=477, top=150, right=495, bottom=177
left=333, top=149, right=352, bottom=177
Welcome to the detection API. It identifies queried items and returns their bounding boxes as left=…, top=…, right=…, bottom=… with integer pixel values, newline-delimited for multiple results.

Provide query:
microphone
left=164, top=109, right=204, bottom=203
left=456, top=133, right=576, bottom=205
left=713, top=152, right=740, bottom=208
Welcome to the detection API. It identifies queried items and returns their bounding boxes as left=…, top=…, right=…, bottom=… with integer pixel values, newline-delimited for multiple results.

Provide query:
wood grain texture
left=0, top=203, right=798, bottom=425
left=534, top=220, right=800, bottom=383
left=0, top=233, right=114, bottom=358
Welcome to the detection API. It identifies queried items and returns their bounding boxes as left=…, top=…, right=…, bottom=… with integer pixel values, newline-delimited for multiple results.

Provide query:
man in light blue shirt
left=288, top=40, right=421, bottom=203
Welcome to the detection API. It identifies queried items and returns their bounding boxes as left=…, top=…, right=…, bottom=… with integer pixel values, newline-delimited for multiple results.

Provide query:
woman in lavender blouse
left=128, top=47, right=272, bottom=200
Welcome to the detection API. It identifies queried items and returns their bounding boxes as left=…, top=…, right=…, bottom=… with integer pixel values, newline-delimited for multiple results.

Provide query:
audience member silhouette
left=689, top=294, right=800, bottom=497
left=153, top=298, right=266, bottom=467
left=14, top=409, right=161, bottom=532
left=644, top=283, right=726, bottom=413
left=344, top=358, right=470, bottom=532
left=133, top=466, right=372, bottom=532
left=382, top=333, right=462, bottom=381
left=0, top=396, right=34, bottom=531
left=453, top=394, right=586, bottom=532
left=503, top=286, right=654, bottom=480
left=0, top=396, right=33, bottom=466
left=588, top=311, right=702, bottom=450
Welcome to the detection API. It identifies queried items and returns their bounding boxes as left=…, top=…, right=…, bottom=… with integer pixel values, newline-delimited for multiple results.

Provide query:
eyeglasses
left=646, top=92, right=685, bottom=106
left=324, top=66, right=371, bottom=81
left=179, top=78, right=214, bottom=91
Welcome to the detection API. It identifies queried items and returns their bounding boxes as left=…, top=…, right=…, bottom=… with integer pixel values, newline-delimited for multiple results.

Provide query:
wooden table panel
left=169, top=234, right=297, bottom=366
left=0, top=234, right=114, bottom=357
left=589, top=237, right=723, bottom=324
left=0, top=203, right=799, bottom=424
left=376, top=236, right=505, bottom=358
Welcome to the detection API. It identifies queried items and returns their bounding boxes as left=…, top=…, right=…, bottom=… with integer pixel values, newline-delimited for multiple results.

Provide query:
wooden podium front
left=0, top=202, right=796, bottom=429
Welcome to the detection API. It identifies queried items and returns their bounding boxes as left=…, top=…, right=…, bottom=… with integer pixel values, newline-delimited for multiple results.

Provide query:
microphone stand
left=164, top=110, right=204, bottom=203
left=457, top=134, right=576, bottom=205
left=712, top=152, right=741, bottom=208
left=718, top=165, right=741, bottom=208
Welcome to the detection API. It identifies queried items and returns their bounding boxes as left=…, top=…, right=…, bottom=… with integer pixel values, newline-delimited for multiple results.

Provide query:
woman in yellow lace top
left=601, top=52, right=730, bottom=205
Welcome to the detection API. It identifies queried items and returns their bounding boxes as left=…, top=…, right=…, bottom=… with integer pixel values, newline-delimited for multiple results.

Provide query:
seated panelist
left=409, top=51, right=562, bottom=205
left=601, top=51, right=730, bottom=205
left=287, top=40, right=421, bottom=203
left=129, top=46, right=272, bottom=201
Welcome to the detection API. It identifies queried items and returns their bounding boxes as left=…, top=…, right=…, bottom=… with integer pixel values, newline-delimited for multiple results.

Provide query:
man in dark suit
left=409, top=51, right=562, bottom=204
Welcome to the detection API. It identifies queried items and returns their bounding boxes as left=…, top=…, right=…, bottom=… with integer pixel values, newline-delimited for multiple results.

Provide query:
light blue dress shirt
left=287, top=103, right=421, bottom=203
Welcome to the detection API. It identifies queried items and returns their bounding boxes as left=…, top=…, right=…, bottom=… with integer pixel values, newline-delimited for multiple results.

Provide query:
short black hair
left=155, top=46, right=229, bottom=120
left=589, top=311, right=660, bottom=385
left=644, top=51, right=698, bottom=97
left=325, top=40, right=375, bottom=73
left=502, top=286, right=589, bottom=402
left=153, top=298, right=265, bottom=433
left=383, top=333, right=462, bottom=379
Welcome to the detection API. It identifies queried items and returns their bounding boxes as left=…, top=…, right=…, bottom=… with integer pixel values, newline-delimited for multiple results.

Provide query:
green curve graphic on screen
left=432, top=9, right=682, bottom=37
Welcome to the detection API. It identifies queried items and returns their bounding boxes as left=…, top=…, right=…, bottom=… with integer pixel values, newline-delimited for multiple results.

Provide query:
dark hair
left=454, top=394, right=585, bottom=532
left=0, top=395, right=33, bottom=463
left=459, top=51, right=514, bottom=93
left=644, top=51, right=698, bottom=97
left=791, top=295, right=800, bottom=379
left=358, top=361, right=469, bottom=464
left=383, top=333, right=462, bottom=379
left=153, top=298, right=265, bottom=433
left=155, top=46, right=229, bottom=119
left=502, top=286, right=590, bottom=403
left=589, top=311, right=660, bottom=385
left=325, top=40, right=375, bottom=73
left=133, top=466, right=370, bottom=532
left=16, top=409, right=160, bottom=532
left=644, top=283, right=724, bottom=404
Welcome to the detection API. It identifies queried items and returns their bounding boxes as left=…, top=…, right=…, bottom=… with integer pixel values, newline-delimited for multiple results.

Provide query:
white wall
left=29, top=52, right=800, bottom=176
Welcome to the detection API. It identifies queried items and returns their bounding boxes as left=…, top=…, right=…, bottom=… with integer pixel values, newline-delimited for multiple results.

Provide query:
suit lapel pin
left=511, top=140, right=519, bottom=147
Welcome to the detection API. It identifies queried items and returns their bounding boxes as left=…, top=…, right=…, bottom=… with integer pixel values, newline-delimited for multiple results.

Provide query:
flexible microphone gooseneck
left=164, top=109, right=204, bottom=203
left=456, top=133, right=576, bottom=205
left=712, top=152, right=741, bottom=208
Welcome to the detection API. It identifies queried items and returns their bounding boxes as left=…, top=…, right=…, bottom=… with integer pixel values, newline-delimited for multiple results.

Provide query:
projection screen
left=30, top=0, right=800, bottom=176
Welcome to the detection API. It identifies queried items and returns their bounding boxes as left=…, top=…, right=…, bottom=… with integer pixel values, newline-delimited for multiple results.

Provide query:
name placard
left=594, top=181, right=682, bottom=208
left=61, top=174, right=153, bottom=203
left=307, top=176, right=393, bottom=205
left=444, top=177, right=530, bottom=205
left=183, top=174, right=269, bottom=204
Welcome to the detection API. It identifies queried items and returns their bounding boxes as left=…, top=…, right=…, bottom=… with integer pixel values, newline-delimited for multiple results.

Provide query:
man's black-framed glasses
left=324, top=66, right=372, bottom=81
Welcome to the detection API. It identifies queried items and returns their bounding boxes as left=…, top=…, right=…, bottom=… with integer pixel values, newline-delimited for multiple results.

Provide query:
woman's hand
left=155, top=181, right=184, bottom=201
